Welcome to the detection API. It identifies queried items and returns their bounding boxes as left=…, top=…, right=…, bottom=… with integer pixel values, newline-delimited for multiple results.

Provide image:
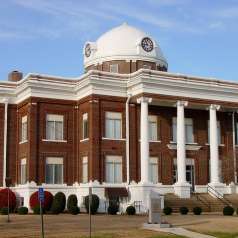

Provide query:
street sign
left=38, top=187, right=44, bottom=203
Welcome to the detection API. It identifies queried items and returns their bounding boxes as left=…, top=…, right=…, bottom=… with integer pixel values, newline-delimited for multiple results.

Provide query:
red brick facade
left=0, top=93, right=237, bottom=187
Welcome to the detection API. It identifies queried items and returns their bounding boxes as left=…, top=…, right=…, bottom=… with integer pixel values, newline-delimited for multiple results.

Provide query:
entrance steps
left=164, top=193, right=238, bottom=212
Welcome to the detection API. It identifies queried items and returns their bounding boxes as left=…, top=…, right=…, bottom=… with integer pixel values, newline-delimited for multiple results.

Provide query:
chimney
left=8, top=70, right=23, bottom=82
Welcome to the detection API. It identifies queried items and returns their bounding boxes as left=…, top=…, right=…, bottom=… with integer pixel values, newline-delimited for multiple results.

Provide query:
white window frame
left=82, top=156, right=88, bottom=183
left=105, top=112, right=122, bottom=139
left=149, top=157, right=158, bottom=184
left=149, top=115, right=158, bottom=141
left=20, top=116, right=28, bottom=143
left=20, top=158, right=27, bottom=184
left=45, top=157, right=63, bottom=184
left=105, top=155, right=122, bottom=184
left=45, top=114, right=64, bottom=141
left=208, top=120, right=221, bottom=145
left=82, top=113, right=89, bottom=140
left=109, top=64, right=118, bottom=73
left=172, top=117, right=194, bottom=144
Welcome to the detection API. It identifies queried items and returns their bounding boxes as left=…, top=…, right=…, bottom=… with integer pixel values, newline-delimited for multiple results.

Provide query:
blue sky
left=0, top=0, right=238, bottom=81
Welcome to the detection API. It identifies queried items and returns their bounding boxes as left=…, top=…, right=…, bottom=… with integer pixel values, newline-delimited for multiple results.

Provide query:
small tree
left=54, top=192, right=66, bottom=213
left=126, top=205, right=136, bottom=215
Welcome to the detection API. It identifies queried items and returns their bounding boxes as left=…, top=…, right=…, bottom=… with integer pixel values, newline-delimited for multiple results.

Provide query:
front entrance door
left=186, top=164, right=195, bottom=192
left=173, top=159, right=195, bottom=192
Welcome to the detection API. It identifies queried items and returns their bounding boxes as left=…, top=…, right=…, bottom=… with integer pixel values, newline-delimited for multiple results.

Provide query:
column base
left=173, top=182, right=191, bottom=198
left=208, top=182, right=226, bottom=198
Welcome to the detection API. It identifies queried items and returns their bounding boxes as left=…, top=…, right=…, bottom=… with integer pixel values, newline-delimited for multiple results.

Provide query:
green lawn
left=207, top=232, right=238, bottom=238
left=78, top=234, right=186, bottom=238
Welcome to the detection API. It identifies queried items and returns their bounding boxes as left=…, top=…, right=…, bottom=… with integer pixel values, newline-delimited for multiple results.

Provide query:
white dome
left=83, top=23, right=168, bottom=69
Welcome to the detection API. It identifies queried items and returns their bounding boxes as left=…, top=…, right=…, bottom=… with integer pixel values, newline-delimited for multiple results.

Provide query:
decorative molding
left=167, top=143, right=202, bottom=151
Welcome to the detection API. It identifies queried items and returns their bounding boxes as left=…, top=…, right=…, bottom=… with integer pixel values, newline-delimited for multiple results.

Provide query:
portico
left=136, top=96, right=230, bottom=198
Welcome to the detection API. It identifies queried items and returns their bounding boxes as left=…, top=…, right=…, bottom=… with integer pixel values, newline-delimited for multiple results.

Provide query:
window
left=82, top=113, right=89, bottom=139
left=109, top=64, right=118, bottom=73
left=21, top=116, right=27, bottom=142
left=45, top=157, right=63, bottom=184
left=149, top=115, right=158, bottom=141
left=46, top=114, right=64, bottom=141
left=105, top=156, right=122, bottom=183
left=208, top=120, right=221, bottom=144
left=149, top=157, right=158, bottom=184
left=105, top=112, right=122, bottom=139
left=172, top=117, right=194, bottom=143
left=82, top=156, right=88, bottom=183
left=20, top=158, right=27, bottom=184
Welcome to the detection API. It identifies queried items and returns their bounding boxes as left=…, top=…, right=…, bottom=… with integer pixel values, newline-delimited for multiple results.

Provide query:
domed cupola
left=83, top=23, right=168, bottom=73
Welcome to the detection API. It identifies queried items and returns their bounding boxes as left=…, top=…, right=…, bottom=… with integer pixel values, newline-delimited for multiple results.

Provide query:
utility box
left=148, top=191, right=162, bottom=224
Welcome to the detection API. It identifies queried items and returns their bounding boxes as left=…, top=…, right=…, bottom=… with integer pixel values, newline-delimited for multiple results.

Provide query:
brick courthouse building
left=1, top=23, right=238, bottom=211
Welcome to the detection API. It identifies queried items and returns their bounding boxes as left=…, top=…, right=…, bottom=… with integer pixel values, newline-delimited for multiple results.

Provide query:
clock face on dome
left=141, top=37, right=153, bottom=52
left=85, top=43, right=91, bottom=57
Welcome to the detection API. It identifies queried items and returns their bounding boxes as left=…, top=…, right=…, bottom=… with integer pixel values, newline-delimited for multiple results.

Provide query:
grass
left=207, top=232, right=238, bottom=238
left=71, top=234, right=186, bottom=238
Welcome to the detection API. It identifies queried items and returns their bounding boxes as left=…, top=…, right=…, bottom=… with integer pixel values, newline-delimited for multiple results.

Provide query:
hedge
left=84, top=194, right=100, bottom=215
left=163, top=206, right=172, bottom=215
left=223, top=206, right=234, bottom=216
left=193, top=207, right=202, bottom=215
left=67, top=194, right=78, bottom=211
left=1, top=207, right=9, bottom=215
left=54, top=192, right=66, bottom=213
left=107, top=201, right=119, bottom=215
left=126, top=205, right=136, bottom=215
left=69, top=206, right=80, bottom=215
left=179, top=207, right=189, bottom=215
left=18, top=207, right=28, bottom=215
left=30, top=190, right=53, bottom=211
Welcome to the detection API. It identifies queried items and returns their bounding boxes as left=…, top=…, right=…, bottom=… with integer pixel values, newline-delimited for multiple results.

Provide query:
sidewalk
left=143, top=223, right=216, bottom=238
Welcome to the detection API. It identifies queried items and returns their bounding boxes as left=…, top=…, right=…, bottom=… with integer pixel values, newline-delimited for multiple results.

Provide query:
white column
left=209, top=104, right=220, bottom=184
left=2, top=98, right=8, bottom=187
left=137, top=97, right=152, bottom=184
left=176, top=100, right=188, bottom=184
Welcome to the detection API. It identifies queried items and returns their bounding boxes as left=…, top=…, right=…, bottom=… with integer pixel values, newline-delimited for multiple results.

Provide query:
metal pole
left=89, top=187, right=92, bottom=238
left=40, top=201, right=45, bottom=238
left=7, top=188, right=10, bottom=223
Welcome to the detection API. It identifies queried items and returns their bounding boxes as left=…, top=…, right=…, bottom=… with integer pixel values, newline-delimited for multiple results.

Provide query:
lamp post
left=5, top=177, right=12, bottom=223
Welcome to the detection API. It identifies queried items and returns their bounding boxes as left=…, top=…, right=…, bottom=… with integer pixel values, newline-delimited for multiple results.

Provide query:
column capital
left=1, top=98, right=9, bottom=104
left=137, top=97, right=152, bottom=104
left=176, top=100, right=188, bottom=107
left=209, top=104, right=220, bottom=111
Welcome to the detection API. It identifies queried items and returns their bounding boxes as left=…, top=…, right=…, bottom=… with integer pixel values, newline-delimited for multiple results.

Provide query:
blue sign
left=38, top=187, right=44, bottom=203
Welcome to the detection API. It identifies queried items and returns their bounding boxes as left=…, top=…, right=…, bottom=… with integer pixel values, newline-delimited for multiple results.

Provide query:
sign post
left=89, top=186, right=92, bottom=238
left=38, top=187, right=45, bottom=238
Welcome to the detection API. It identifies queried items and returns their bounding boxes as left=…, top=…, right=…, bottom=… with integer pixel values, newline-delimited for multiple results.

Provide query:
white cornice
left=0, top=69, right=238, bottom=105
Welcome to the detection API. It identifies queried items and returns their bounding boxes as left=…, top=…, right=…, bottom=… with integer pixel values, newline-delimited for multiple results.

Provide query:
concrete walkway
left=143, top=223, right=216, bottom=238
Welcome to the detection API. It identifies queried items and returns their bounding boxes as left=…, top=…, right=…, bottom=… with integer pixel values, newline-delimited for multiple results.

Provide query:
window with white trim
left=109, top=64, right=118, bottom=73
left=105, top=112, right=122, bottom=139
left=20, top=158, right=27, bottom=184
left=21, top=116, right=27, bottom=142
left=208, top=120, right=221, bottom=144
left=105, top=156, right=122, bottom=183
left=46, top=114, right=64, bottom=141
left=82, top=113, right=89, bottom=139
left=82, top=156, right=88, bottom=183
left=45, top=157, right=63, bottom=184
left=172, top=117, right=194, bottom=143
left=149, top=157, right=158, bottom=184
left=149, top=115, right=158, bottom=141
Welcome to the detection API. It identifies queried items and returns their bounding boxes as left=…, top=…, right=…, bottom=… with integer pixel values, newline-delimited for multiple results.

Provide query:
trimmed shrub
left=67, top=194, right=78, bottom=211
left=1, top=207, right=9, bottom=215
left=30, top=191, right=53, bottom=211
left=223, top=206, right=234, bottom=216
left=50, top=199, right=62, bottom=215
left=0, top=188, right=16, bottom=211
left=84, top=194, right=100, bottom=215
left=54, top=192, right=66, bottom=213
left=193, top=207, right=202, bottom=215
left=33, top=205, right=45, bottom=215
left=68, top=206, right=80, bottom=215
left=107, top=201, right=119, bottom=215
left=126, top=205, right=136, bottom=215
left=163, top=206, right=172, bottom=215
left=179, top=207, right=189, bottom=215
left=18, top=207, right=28, bottom=215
